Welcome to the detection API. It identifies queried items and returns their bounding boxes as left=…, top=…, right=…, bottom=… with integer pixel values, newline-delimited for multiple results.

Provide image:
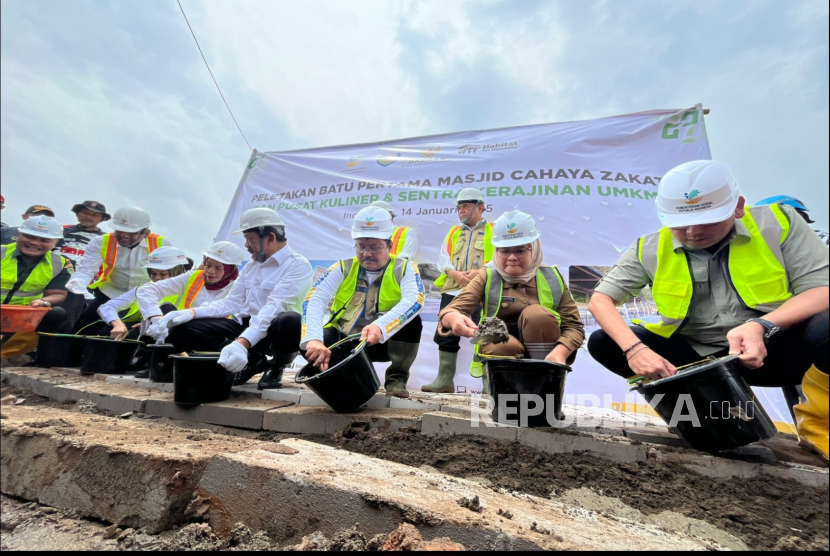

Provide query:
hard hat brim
left=491, top=235, right=538, bottom=248
left=202, top=252, right=243, bottom=265
left=143, top=262, right=185, bottom=270
left=657, top=201, right=738, bottom=228
left=351, top=231, right=393, bottom=240
left=110, top=222, right=147, bottom=233
left=17, top=229, right=63, bottom=240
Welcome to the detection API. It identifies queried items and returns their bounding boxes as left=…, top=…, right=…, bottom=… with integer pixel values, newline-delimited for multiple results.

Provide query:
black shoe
left=256, top=367, right=284, bottom=390
left=233, top=353, right=267, bottom=386
left=134, top=369, right=150, bottom=379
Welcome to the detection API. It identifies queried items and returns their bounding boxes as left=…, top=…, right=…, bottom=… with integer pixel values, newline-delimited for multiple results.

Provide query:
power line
left=176, top=0, right=253, bottom=151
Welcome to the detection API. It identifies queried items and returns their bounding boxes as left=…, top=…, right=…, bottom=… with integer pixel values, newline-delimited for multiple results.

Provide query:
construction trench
left=1, top=363, right=828, bottom=551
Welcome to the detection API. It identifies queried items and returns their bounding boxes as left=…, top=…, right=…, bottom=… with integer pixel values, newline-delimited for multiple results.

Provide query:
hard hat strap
left=256, top=226, right=266, bottom=263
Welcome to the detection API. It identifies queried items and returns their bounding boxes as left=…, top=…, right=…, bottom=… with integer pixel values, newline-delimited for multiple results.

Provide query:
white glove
left=157, top=309, right=195, bottom=331
left=66, top=280, right=95, bottom=300
left=218, top=341, right=249, bottom=373
left=143, top=318, right=167, bottom=341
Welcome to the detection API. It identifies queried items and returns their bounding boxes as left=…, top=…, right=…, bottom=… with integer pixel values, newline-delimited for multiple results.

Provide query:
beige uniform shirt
left=595, top=205, right=829, bottom=354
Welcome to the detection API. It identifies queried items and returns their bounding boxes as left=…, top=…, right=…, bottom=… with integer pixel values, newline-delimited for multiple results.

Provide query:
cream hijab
left=492, top=238, right=544, bottom=285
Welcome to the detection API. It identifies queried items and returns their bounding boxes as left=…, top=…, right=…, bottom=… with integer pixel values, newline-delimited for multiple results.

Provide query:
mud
left=473, top=317, right=509, bottom=345
left=311, top=428, right=830, bottom=550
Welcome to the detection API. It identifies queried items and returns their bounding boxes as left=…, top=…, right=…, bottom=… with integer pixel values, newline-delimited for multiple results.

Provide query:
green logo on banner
left=661, top=108, right=702, bottom=144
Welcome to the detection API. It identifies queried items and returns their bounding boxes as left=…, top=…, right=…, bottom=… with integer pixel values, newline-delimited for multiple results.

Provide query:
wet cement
left=310, top=428, right=830, bottom=551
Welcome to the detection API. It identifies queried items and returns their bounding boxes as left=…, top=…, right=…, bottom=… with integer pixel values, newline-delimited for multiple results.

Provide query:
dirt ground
left=310, top=427, right=830, bottom=551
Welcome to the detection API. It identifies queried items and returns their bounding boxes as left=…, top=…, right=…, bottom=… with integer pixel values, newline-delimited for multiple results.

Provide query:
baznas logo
left=506, top=222, right=518, bottom=234
left=684, top=189, right=703, bottom=205
left=376, top=153, right=401, bottom=167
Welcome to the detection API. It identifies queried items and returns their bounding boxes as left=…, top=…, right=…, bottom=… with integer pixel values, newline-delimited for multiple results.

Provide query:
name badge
left=501, top=296, right=515, bottom=302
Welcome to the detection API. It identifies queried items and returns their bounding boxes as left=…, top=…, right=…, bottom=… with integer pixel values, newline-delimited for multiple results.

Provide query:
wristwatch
left=746, top=317, right=780, bottom=343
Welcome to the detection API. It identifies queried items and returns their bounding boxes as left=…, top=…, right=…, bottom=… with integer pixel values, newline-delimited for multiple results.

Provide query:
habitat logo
left=376, top=153, right=401, bottom=167
left=345, top=156, right=364, bottom=168
left=506, top=222, right=518, bottom=234
left=684, top=189, right=703, bottom=205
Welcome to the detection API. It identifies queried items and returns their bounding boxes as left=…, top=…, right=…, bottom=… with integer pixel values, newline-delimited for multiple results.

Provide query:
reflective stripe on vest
left=633, top=204, right=792, bottom=338
left=325, top=256, right=406, bottom=329
left=177, top=271, right=206, bottom=310
left=90, top=233, right=164, bottom=289
left=434, top=222, right=494, bottom=289
left=470, top=266, right=565, bottom=377
left=390, top=227, right=409, bottom=256
left=1, top=245, right=66, bottom=306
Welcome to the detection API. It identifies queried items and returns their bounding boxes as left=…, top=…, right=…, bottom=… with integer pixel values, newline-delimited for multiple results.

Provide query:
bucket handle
left=478, top=353, right=522, bottom=360
left=327, top=333, right=368, bottom=354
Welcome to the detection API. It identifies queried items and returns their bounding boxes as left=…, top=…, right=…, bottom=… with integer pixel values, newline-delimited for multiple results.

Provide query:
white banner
left=215, top=105, right=793, bottom=427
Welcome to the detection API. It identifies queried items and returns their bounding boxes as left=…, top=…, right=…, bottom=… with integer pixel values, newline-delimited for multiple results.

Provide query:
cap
left=24, top=205, right=55, bottom=217
left=71, top=200, right=111, bottom=220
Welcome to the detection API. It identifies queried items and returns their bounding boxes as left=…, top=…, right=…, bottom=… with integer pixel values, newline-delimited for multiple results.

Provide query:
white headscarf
left=493, top=239, right=544, bottom=286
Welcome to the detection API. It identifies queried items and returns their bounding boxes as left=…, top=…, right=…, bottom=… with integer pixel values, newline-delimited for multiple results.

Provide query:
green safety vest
left=434, top=222, right=494, bottom=289
left=1, top=244, right=67, bottom=306
left=325, top=255, right=407, bottom=332
left=633, top=204, right=793, bottom=338
left=470, top=266, right=565, bottom=378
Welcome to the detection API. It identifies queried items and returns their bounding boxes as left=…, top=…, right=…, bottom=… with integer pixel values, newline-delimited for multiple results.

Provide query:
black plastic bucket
left=80, top=337, right=143, bottom=375
left=295, top=337, right=379, bottom=413
left=148, top=344, right=179, bottom=383
left=635, top=356, right=777, bottom=453
left=35, top=333, right=87, bottom=368
left=485, top=357, right=572, bottom=427
left=171, top=353, right=234, bottom=405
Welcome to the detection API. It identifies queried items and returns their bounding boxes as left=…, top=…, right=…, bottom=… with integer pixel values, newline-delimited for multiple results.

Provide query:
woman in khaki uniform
left=438, top=210, right=585, bottom=374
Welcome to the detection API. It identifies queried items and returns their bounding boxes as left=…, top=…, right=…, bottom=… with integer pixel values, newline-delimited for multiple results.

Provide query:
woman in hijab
left=437, top=210, right=585, bottom=372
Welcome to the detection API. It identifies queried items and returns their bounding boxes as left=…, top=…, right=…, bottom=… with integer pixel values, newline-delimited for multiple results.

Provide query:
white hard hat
left=110, top=207, right=152, bottom=233
left=202, top=241, right=246, bottom=266
left=369, top=200, right=396, bottom=217
left=18, top=216, right=64, bottom=239
left=656, top=160, right=741, bottom=227
left=351, top=206, right=394, bottom=240
left=144, top=246, right=188, bottom=270
left=234, top=207, right=286, bottom=234
left=457, top=188, right=485, bottom=204
left=491, top=210, right=541, bottom=248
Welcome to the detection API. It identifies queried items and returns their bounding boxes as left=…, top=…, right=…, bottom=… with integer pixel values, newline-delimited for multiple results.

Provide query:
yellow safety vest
left=434, top=222, right=494, bottom=289
left=324, top=256, right=407, bottom=332
left=89, top=233, right=164, bottom=289
left=176, top=270, right=206, bottom=310
left=1, top=245, right=67, bottom=306
left=470, top=266, right=565, bottom=377
left=633, top=204, right=792, bottom=338
left=390, top=227, right=410, bottom=257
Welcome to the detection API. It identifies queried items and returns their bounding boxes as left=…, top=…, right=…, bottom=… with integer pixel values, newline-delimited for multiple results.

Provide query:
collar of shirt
left=264, top=245, right=291, bottom=267
left=671, top=222, right=749, bottom=254
left=462, top=219, right=488, bottom=232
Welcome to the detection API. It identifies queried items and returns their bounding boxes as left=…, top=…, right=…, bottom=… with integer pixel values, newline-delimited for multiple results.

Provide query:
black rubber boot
left=257, top=351, right=299, bottom=390
left=234, top=353, right=267, bottom=386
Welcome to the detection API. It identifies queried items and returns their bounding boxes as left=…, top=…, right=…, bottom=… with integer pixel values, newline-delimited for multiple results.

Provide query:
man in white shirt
left=66, top=206, right=172, bottom=333
left=265, top=206, right=425, bottom=397
left=156, top=208, right=313, bottom=389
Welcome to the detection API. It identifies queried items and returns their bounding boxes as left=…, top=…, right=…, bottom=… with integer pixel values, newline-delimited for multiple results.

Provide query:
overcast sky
left=1, top=0, right=827, bottom=256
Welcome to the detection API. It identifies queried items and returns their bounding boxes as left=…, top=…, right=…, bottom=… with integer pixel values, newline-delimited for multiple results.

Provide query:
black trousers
left=433, top=293, right=480, bottom=353
left=73, top=288, right=110, bottom=334
left=270, top=311, right=423, bottom=363
left=35, top=307, right=71, bottom=334
left=587, top=311, right=829, bottom=387
left=165, top=311, right=301, bottom=357
left=61, top=292, right=87, bottom=330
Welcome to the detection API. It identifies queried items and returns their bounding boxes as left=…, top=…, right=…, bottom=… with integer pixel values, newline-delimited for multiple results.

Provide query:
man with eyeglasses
left=155, top=208, right=313, bottom=389
left=587, top=160, right=828, bottom=458
left=422, top=187, right=494, bottom=393
left=265, top=206, right=425, bottom=398
left=68, top=207, right=174, bottom=333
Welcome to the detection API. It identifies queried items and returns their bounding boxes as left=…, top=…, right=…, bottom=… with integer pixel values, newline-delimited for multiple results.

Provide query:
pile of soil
left=311, top=429, right=829, bottom=550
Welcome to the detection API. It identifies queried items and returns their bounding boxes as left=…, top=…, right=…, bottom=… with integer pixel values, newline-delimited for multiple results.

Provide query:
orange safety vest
left=90, top=233, right=163, bottom=289
left=390, top=227, right=410, bottom=256
left=178, top=270, right=206, bottom=309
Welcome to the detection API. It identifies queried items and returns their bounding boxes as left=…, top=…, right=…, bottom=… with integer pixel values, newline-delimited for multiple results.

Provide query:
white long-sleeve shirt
left=396, top=226, right=419, bottom=260
left=300, top=259, right=424, bottom=349
left=192, top=246, right=313, bottom=347
left=71, top=234, right=173, bottom=299
left=135, top=270, right=234, bottom=319
left=97, top=288, right=140, bottom=325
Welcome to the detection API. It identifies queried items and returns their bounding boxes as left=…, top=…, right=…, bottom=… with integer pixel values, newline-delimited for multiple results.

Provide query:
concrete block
left=49, top=384, right=86, bottom=404
left=623, top=428, right=688, bottom=448
left=1, top=367, right=88, bottom=398
left=105, top=375, right=174, bottom=393
left=260, top=388, right=303, bottom=405
left=295, top=391, right=328, bottom=407
left=143, top=397, right=201, bottom=421
left=229, top=383, right=265, bottom=398
left=197, top=398, right=293, bottom=430
left=389, top=397, right=442, bottom=411
left=421, top=411, right=518, bottom=442
left=518, top=427, right=647, bottom=463
left=262, top=405, right=354, bottom=435
left=360, top=394, right=391, bottom=409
